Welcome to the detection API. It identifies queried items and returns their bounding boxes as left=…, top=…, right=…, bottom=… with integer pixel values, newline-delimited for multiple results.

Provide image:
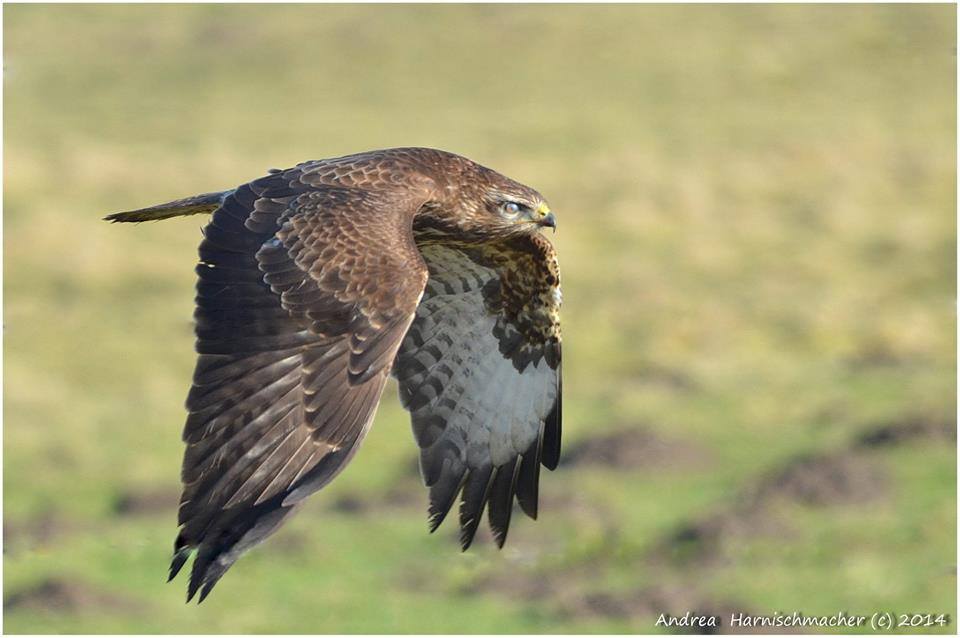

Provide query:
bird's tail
left=103, top=191, right=229, bottom=223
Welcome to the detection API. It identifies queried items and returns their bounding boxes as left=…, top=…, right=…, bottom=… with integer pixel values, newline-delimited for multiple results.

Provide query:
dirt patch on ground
left=113, top=487, right=179, bottom=516
left=855, top=414, right=956, bottom=448
left=328, top=480, right=425, bottom=516
left=844, top=341, right=911, bottom=369
left=459, top=566, right=562, bottom=601
left=659, top=503, right=788, bottom=567
left=5, top=577, right=145, bottom=613
left=561, top=426, right=710, bottom=471
left=657, top=450, right=888, bottom=566
left=4, top=514, right=78, bottom=555
left=752, top=452, right=887, bottom=506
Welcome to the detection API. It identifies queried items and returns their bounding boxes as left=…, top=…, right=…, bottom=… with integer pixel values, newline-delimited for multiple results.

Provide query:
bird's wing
left=393, top=233, right=562, bottom=549
left=174, top=169, right=429, bottom=602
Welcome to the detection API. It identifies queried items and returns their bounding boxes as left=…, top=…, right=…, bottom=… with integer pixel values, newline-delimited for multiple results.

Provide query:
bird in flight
left=105, top=147, right=562, bottom=603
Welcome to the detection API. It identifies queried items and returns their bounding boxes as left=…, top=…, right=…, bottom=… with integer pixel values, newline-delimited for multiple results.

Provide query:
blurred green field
left=3, top=4, right=956, bottom=634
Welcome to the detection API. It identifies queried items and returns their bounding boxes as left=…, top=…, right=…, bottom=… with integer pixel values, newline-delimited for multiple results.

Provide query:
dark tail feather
left=104, top=191, right=229, bottom=223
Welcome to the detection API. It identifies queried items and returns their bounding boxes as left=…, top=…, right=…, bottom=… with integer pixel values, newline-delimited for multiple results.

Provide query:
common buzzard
left=105, top=148, right=562, bottom=602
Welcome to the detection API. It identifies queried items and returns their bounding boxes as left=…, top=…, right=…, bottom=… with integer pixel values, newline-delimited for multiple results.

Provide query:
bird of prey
left=105, top=147, right=562, bottom=603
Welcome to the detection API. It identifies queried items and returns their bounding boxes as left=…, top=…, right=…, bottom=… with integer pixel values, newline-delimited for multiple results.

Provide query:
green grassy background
left=4, top=4, right=956, bottom=633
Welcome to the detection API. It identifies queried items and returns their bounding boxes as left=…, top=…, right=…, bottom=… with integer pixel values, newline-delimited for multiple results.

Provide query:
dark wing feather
left=515, top=445, right=543, bottom=519
left=486, top=456, right=520, bottom=548
left=459, top=466, right=496, bottom=550
left=174, top=167, right=430, bottom=601
left=541, top=370, right=562, bottom=470
left=393, top=234, right=562, bottom=549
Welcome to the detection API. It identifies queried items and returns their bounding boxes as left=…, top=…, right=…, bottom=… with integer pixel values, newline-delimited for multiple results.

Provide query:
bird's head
left=410, top=150, right=556, bottom=242
left=441, top=164, right=556, bottom=240
left=480, top=186, right=557, bottom=236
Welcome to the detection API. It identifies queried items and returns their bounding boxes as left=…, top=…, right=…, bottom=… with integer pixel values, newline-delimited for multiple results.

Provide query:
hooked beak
left=533, top=202, right=557, bottom=232
left=538, top=211, right=557, bottom=231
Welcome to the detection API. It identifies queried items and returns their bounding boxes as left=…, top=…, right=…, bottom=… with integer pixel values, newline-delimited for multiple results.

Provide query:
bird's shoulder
left=269, top=149, right=453, bottom=201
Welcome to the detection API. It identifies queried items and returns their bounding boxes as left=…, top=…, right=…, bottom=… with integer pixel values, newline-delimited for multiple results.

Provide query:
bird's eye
left=502, top=201, right=522, bottom=216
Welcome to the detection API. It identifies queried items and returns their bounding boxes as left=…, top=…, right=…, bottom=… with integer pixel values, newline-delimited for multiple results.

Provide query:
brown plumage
left=105, top=147, right=562, bottom=602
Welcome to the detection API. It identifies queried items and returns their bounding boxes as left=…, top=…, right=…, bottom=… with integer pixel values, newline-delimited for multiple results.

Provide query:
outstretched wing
left=174, top=168, right=429, bottom=602
left=393, top=233, right=562, bottom=549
